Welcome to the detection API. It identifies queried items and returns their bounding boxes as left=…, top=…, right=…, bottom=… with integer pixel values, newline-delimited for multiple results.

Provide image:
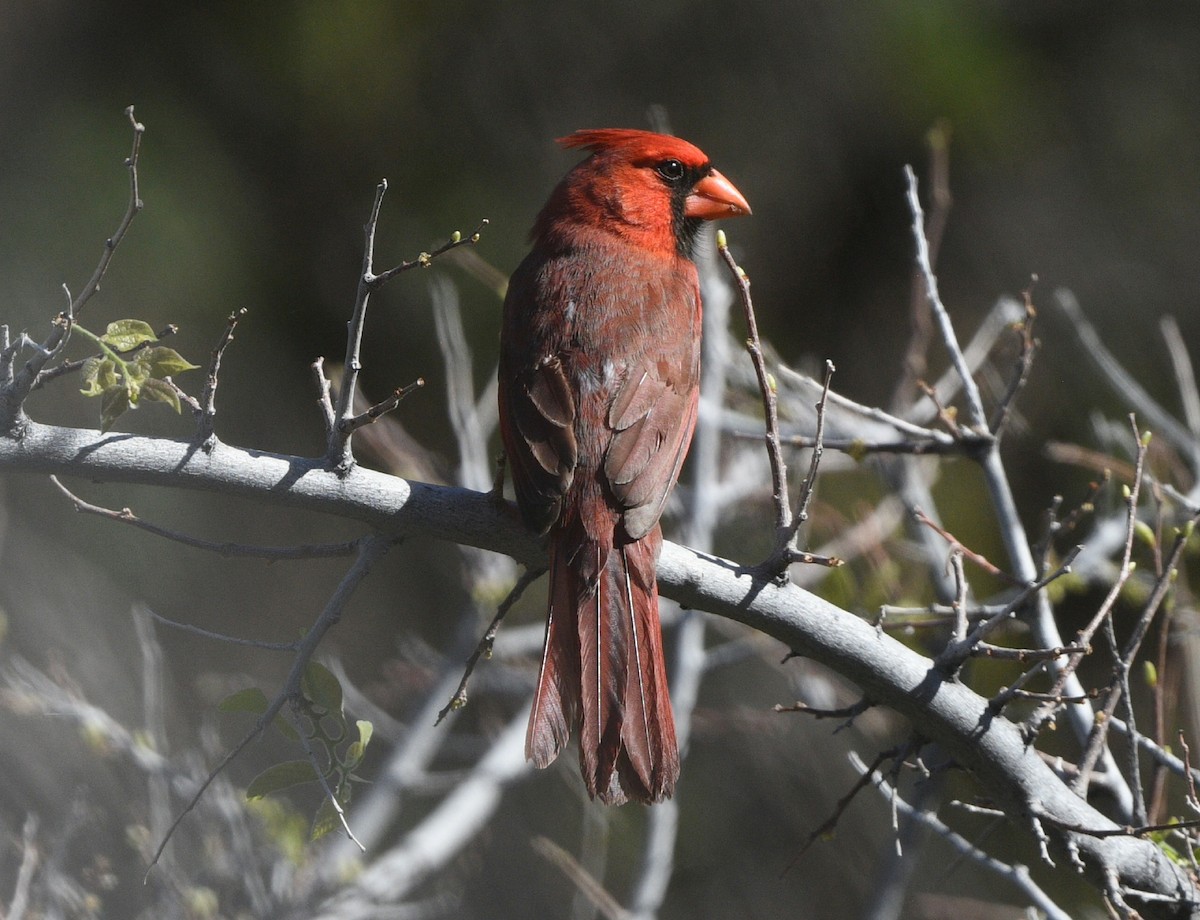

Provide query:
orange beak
left=685, top=168, right=752, bottom=220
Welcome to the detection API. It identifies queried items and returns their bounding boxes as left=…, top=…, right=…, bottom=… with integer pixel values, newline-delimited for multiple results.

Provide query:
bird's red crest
left=558, top=128, right=710, bottom=169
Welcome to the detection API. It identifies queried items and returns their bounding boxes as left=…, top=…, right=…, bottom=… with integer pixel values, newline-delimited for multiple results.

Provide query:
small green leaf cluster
left=219, top=662, right=374, bottom=841
left=76, top=319, right=199, bottom=431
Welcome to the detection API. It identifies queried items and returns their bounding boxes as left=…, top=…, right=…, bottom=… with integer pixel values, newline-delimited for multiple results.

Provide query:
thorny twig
left=717, top=233, right=839, bottom=575
left=325, top=178, right=484, bottom=472
left=147, top=534, right=394, bottom=873
left=716, top=231, right=791, bottom=547
left=988, top=283, right=1039, bottom=439
left=195, top=307, right=247, bottom=450
left=850, top=752, right=1073, bottom=920
left=1, top=106, right=145, bottom=433
left=49, top=475, right=362, bottom=560
left=436, top=565, right=545, bottom=725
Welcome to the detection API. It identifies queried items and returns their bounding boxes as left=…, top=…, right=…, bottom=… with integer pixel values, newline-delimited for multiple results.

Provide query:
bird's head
left=532, top=128, right=751, bottom=258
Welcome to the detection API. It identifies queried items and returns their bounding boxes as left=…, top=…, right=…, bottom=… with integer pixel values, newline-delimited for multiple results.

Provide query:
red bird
left=499, top=129, right=751, bottom=803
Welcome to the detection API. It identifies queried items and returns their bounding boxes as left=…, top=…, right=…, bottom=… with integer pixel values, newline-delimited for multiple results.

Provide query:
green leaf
left=219, top=687, right=270, bottom=714
left=101, top=319, right=158, bottom=351
left=310, top=796, right=340, bottom=841
left=346, top=720, right=374, bottom=769
left=79, top=356, right=117, bottom=397
left=246, top=760, right=319, bottom=799
left=1134, top=520, right=1157, bottom=549
left=100, top=384, right=132, bottom=432
left=302, top=661, right=343, bottom=713
left=140, top=377, right=182, bottom=413
left=1144, top=660, right=1159, bottom=689
left=138, top=345, right=200, bottom=379
left=273, top=714, right=300, bottom=741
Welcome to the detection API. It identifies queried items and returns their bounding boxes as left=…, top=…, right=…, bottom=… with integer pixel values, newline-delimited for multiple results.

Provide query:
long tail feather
left=525, top=543, right=579, bottom=767
left=525, top=509, right=678, bottom=803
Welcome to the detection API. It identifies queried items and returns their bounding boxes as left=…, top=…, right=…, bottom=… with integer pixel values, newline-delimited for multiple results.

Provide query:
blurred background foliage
left=3, top=2, right=1200, bottom=918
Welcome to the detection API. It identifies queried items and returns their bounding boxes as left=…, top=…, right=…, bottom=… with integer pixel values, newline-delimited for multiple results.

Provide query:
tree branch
left=1, top=424, right=1193, bottom=915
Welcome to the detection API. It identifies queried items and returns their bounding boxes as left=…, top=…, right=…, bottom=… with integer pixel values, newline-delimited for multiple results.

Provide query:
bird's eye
left=656, top=159, right=685, bottom=182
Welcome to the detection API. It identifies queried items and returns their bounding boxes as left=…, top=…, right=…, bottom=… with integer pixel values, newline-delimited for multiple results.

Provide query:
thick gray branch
left=0, top=422, right=1194, bottom=917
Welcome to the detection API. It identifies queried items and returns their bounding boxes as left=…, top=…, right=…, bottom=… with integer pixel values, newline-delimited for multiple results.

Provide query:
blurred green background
left=2, top=3, right=1199, bottom=917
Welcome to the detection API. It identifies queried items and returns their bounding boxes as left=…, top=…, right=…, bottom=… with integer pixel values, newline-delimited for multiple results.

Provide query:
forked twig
left=146, top=535, right=394, bottom=874
left=437, top=566, right=546, bottom=725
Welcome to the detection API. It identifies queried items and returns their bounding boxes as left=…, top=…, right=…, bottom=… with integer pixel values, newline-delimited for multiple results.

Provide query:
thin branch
left=327, top=195, right=486, bottom=473
left=970, top=642, right=1089, bottom=662
left=370, top=219, right=488, bottom=288
left=147, top=534, right=394, bottom=873
left=50, top=475, right=361, bottom=559
left=892, top=120, right=953, bottom=414
left=851, top=752, right=1073, bottom=920
left=328, top=180, right=389, bottom=471
left=288, top=696, right=365, bottom=852
left=436, top=565, right=545, bottom=724
left=989, top=283, right=1039, bottom=439
left=195, top=307, right=246, bottom=450
left=766, top=433, right=968, bottom=456
left=912, top=507, right=1016, bottom=584
left=904, top=165, right=988, bottom=432
left=7, top=814, right=39, bottom=920
left=531, top=836, right=631, bottom=920
left=774, top=698, right=873, bottom=721
left=774, top=363, right=959, bottom=442
left=717, top=230, right=791, bottom=547
left=338, top=378, right=424, bottom=436
left=1, top=107, right=145, bottom=432
left=1069, top=418, right=1149, bottom=795
left=146, top=609, right=300, bottom=651
left=312, top=356, right=337, bottom=440
left=786, top=359, right=835, bottom=549
left=1161, top=314, right=1200, bottom=442
left=1054, top=289, right=1196, bottom=459
left=789, top=747, right=899, bottom=867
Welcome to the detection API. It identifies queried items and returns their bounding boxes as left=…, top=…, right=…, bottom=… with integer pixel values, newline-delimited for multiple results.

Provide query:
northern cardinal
left=499, top=129, right=750, bottom=803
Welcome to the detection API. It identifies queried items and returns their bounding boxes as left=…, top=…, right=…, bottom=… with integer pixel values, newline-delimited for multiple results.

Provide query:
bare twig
left=1161, top=315, right=1200, bottom=442
left=436, top=565, right=545, bottom=725
left=904, top=165, right=988, bottom=433
left=146, top=609, right=300, bottom=651
left=326, top=179, right=484, bottom=472
left=912, top=508, right=1015, bottom=583
left=767, top=433, right=966, bottom=456
left=785, top=359, right=835, bottom=551
left=288, top=695, right=365, bottom=852
left=1069, top=419, right=1149, bottom=796
left=774, top=698, right=873, bottom=721
left=147, top=534, right=394, bottom=873
left=7, top=814, right=39, bottom=920
left=989, top=283, right=1039, bottom=439
left=1054, top=289, right=1196, bottom=459
left=851, top=752, right=1073, bottom=920
left=196, top=307, right=246, bottom=450
left=717, top=231, right=791, bottom=551
left=50, top=475, right=361, bottom=560
left=949, top=549, right=968, bottom=644
left=789, top=747, right=900, bottom=867
left=338, top=378, right=425, bottom=437
left=892, top=120, right=953, bottom=413
left=312, top=356, right=337, bottom=440
left=1, top=106, right=145, bottom=433
left=531, top=836, right=631, bottom=920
